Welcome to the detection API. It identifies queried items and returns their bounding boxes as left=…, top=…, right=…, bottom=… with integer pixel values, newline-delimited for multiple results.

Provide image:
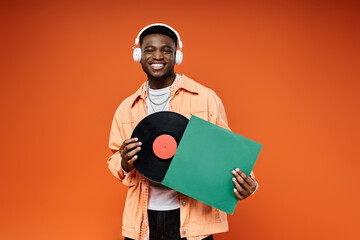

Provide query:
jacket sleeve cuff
left=107, top=152, right=135, bottom=186
left=250, top=171, right=258, bottom=195
left=107, top=151, right=125, bottom=180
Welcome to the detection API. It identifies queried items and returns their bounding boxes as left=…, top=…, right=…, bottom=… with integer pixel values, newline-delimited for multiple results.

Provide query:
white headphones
left=133, top=23, right=183, bottom=65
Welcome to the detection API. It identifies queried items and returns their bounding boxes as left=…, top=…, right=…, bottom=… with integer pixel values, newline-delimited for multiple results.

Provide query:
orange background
left=1, top=0, right=359, bottom=239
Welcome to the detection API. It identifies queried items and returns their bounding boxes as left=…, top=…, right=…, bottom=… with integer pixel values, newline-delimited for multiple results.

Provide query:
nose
left=153, top=50, right=163, bottom=60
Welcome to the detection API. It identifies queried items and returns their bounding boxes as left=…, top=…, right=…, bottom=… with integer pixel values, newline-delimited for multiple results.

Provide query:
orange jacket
left=108, top=75, right=230, bottom=239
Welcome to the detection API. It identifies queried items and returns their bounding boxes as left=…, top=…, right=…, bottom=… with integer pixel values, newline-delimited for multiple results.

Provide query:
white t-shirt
left=145, top=85, right=180, bottom=210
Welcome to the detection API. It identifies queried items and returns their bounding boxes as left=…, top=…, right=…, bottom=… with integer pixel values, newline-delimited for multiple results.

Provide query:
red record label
left=153, top=134, right=177, bottom=159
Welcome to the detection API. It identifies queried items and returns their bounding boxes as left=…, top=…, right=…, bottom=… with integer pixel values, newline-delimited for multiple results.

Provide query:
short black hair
left=139, top=25, right=178, bottom=47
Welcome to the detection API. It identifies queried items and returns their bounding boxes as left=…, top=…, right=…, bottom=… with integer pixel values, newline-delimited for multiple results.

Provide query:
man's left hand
left=232, top=168, right=257, bottom=200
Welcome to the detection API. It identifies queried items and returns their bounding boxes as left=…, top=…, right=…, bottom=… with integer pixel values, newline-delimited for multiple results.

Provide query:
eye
left=144, top=49, right=153, bottom=53
left=163, top=49, right=173, bottom=54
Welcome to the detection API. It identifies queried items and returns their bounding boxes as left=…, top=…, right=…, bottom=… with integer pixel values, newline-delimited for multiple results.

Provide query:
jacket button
left=182, top=201, right=186, bottom=206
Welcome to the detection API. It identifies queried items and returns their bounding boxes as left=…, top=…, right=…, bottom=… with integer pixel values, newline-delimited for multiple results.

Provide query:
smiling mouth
left=150, top=63, right=165, bottom=70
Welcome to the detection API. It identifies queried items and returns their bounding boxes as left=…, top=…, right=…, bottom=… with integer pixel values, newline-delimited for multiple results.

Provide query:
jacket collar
left=129, top=74, right=198, bottom=106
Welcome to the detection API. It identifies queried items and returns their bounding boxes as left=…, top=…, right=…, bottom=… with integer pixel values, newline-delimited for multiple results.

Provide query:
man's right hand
left=119, top=137, right=142, bottom=172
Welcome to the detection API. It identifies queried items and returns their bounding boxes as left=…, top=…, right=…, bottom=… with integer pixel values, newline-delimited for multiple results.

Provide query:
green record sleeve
left=162, top=115, right=262, bottom=214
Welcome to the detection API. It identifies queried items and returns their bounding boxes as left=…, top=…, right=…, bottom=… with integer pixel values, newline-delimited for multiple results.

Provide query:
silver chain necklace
left=147, top=81, right=171, bottom=112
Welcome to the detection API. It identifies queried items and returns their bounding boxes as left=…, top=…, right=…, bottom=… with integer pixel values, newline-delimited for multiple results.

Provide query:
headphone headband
left=134, top=23, right=183, bottom=50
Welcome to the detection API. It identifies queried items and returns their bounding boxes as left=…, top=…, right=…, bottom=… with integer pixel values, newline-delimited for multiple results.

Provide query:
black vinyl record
left=131, top=111, right=189, bottom=183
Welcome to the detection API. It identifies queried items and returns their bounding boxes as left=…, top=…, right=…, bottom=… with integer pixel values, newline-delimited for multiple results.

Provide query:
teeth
left=151, top=64, right=164, bottom=70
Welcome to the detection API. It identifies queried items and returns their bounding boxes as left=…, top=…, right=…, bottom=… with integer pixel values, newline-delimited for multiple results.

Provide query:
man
left=107, top=23, right=257, bottom=240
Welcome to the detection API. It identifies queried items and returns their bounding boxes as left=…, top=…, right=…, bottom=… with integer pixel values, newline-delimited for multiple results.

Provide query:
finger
left=127, top=154, right=138, bottom=165
left=233, top=188, right=245, bottom=200
left=122, top=142, right=142, bottom=158
left=236, top=168, right=257, bottom=191
left=232, top=169, right=252, bottom=194
left=119, top=137, right=138, bottom=151
left=232, top=177, right=250, bottom=198
left=124, top=146, right=141, bottom=162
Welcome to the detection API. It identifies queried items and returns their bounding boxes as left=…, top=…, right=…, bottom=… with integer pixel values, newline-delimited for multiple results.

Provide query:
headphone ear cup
left=175, top=50, right=183, bottom=65
left=133, top=48, right=141, bottom=62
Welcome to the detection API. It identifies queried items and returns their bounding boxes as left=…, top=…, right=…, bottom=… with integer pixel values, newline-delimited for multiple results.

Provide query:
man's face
left=140, top=33, right=176, bottom=80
